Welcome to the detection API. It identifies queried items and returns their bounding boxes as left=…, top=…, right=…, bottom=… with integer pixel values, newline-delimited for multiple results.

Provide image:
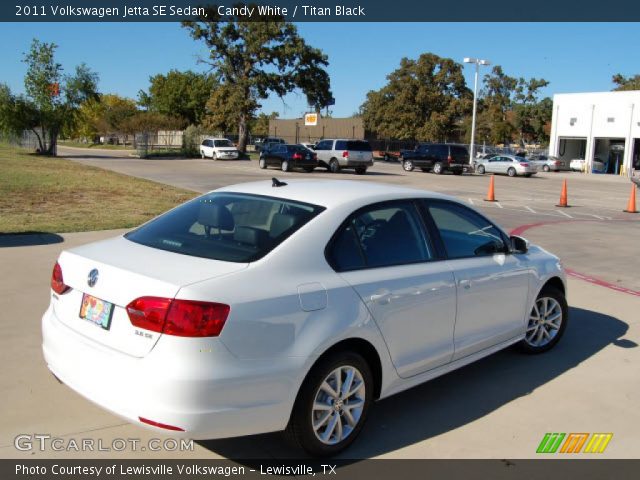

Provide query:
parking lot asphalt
left=1, top=147, right=638, bottom=459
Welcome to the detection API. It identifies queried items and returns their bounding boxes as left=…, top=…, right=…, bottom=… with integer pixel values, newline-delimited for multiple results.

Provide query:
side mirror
left=510, top=235, right=529, bottom=254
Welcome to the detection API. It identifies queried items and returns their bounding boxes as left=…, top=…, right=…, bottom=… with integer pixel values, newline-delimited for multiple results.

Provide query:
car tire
left=476, top=165, right=485, bottom=174
left=200, top=151, right=205, bottom=159
left=259, top=158, right=267, bottom=169
left=282, top=160, right=291, bottom=172
left=329, top=159, right=340, bottom=174
left=403, top=160, right=414, bottom=172
left=518, top=286, right=568, bottom=354
left=432, top=162, right=443, bottom=174
left=285, top=351, right=373, bottom=457
left=543, top=165, right=550, bottom=172
left=507, top=167, right=516, bottom=177
left=212, top=152, right=217, bottom=160
left=355, top=166, right=367, bottom=175
left=524, top=173, right=532, bottom=178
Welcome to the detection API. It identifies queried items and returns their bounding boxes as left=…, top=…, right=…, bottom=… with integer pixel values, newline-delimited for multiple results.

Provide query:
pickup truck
left=400, top=143, right=469, bottom=175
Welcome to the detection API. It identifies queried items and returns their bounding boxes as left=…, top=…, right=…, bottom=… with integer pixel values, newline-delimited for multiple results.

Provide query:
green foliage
left=182, top=124, right=208, bottom=156
left=182, top=7, right=332, bottom=151
left=481, top=66, right=550, bottom=145
left=0, top=39, right=99, bottom=155
left=360, top=53, right=472, bottom=141
left=139, top=70, right=215, bottom=125
left=119, top=111, right=185, bottom=134
left=612, top=74, right=640, bottom=91
left=72, top=94, right=138, bottom=140
left=250, top=112, right=279, bottom=137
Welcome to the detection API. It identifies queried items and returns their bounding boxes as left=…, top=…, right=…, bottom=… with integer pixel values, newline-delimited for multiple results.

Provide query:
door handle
left=370, top=292, right=391, bottom=305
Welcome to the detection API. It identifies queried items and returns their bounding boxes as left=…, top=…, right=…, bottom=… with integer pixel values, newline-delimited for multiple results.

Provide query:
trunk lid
left=52, top=235, right=247, bottom=357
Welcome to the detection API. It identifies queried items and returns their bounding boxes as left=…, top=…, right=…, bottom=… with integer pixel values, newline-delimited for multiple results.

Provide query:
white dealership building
left=548, top=90, right=640, bottom=175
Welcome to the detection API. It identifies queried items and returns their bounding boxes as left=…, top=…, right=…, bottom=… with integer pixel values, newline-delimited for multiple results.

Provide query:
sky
left=0, top=22, right=638, bottom=118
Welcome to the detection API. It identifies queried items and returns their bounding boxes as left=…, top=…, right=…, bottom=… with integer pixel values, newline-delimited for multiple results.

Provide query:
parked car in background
left=43, top=179, right=568, bottom=456
left=528, top=154, right=570, bottom=172
left=200, top=138, right=240, bottom=160
left=314, top=139, right=374, bottom=174
left=259, top=143, right=318, bottom=172
left=399, top=143, right=469, bottom=175
left=475, top=155, right=538, bottom=177
left=255, top=137, right=285, bottom=152
left=570, top=157, right=605, bottom=173
left=301, top=142, right=316, bottom=151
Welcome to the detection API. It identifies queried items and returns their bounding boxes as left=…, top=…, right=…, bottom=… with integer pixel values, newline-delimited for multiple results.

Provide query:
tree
left=612, top=74, right=640, bottom=91
left=138, top=70, right=215, bottom=125
left=360, top=53, right=472, bottom=141
left=119, top=111, right=185, bottom=135
left=481, top=66, right=549, bottom=145
left=73, top=94, right=138, bottom=141
left=20, top=39, right=99, bottom=154
left=182, top=8, right=332, bottom=152
left=250, top=111, right=279, bottom=137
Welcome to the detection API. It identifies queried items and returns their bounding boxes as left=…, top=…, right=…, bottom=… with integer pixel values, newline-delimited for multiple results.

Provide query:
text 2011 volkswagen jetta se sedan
left=42, top=179, right=568, bottom=456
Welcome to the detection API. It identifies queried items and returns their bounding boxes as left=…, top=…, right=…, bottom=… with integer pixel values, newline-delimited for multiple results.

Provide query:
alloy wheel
left=311, top=366, right=366, bottom=445
left=525, top=297, right=563, bottom=348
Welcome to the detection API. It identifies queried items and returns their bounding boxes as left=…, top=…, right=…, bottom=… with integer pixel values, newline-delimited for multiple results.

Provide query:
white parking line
left=557, top=210, right=573, bottom=218
left=495, top=202, right=503, bottom=208
left=525, top=206, right=536, bottom=213
left=468, top=198, right=475, bottom=205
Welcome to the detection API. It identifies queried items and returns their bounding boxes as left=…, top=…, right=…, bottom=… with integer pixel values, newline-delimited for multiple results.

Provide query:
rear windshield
left=125, top=193, right=325, bottom=262
left=450, top=146, right=469, bottom=157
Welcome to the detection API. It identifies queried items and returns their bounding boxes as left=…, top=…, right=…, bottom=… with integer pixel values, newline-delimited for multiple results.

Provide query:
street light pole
left=464, top=57, right=491, bottom=162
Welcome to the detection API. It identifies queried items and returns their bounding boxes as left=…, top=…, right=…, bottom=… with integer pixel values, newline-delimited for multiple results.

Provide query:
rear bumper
left=41, top=305, right=298, bottom=439
left=340, top=159, right=374, bottom=168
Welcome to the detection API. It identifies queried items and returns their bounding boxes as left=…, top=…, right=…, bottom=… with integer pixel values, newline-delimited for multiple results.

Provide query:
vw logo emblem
left=87, top=269, right=99, bottom=288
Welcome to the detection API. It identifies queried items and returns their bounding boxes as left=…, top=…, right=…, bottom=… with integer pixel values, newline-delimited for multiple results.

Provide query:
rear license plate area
left=79, top=293, right=114, bottom=330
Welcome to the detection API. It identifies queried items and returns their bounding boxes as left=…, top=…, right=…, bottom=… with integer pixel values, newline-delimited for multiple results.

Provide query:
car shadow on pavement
left=0, top=232, right=64, bottom=248
left=196, top=306, right=629, bottom=460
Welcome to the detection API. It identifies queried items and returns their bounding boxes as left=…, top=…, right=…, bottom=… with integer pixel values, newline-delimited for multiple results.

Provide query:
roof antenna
left=272, top=177, right=287, bottom=187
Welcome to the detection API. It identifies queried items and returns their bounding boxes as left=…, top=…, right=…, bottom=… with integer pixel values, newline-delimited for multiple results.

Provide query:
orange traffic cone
left=484, top=175, right=497, bottom=202
left=623, top=185, right=638, bottom=213
left=556, top=180, right=569, bottom=207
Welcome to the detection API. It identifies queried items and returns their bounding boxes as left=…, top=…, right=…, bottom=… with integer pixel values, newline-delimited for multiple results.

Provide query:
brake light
left=313, top=153, right=317, bottom=160
left=51, top=262, right=70, bottom=295
left=126, top=297, right=230, bottom=337
left=292, top=153, right=302, bottom=160
left=520, top=162, right=530, bottom=167
left=342, top=151, right=349, bottom=158
left=447, top=155, right=453, bottom=163
left=555, top=161, right=560, bottom=166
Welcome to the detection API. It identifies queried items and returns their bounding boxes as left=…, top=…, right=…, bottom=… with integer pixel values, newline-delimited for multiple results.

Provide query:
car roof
left=205, top=137, right=232, bottom=141
left=214, top=179, right=454, bottom=209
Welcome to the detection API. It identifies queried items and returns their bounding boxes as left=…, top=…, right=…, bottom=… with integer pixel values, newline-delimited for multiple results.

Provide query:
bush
left=182, top=125, right=208, bottom=157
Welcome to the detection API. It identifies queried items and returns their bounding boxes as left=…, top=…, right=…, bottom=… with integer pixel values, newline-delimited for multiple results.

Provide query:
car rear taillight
left=126, top=297, right=230, bottom=337
left=126, top=297, right=172, bottom=333
left=51, top=262, right=70, bottom=295
left=342, top=151, right=349, bottom=158
left=520, top=162, right=530, bottom=167
left=555, top=161, right=561, bottom=166
left=313, top=153, right=317, bottom=161
left=447, top=155, right=453, bottom=163
left=292, top=153, right=302, bottom=160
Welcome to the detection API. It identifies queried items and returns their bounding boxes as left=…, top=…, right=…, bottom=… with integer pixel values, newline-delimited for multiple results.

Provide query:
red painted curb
left=510, top=219, right=640, bottom=298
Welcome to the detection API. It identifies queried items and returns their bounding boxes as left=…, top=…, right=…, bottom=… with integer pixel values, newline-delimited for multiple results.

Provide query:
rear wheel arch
left=300, top=338, right=383, bottom=403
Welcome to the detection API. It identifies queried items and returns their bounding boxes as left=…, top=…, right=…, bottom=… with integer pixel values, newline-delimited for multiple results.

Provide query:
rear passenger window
left=335, top=140, right=347, bottom=150
left=328, top=202, right=432, bottom=271
left=426, top=202, right=507, bottom=258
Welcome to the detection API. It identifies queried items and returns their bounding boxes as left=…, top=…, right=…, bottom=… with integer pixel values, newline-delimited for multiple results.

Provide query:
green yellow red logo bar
left=537, top=433, right=612, bottom=454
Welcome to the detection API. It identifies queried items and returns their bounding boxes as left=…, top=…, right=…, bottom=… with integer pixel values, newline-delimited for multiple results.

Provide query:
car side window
left=426, top=202, right=507, bottom=259
left=328, top=202, right=432, bottom=271
left=335, top=140, right=347, bottom=150
left=315, top=141, right=328, bottom=151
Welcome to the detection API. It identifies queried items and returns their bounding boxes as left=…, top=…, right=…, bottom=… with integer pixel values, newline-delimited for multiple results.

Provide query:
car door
left=422, top=200, right=531, bottom=359
left=415, top=144, right=430, bottom=167
left=270, top=144, right=286, bottom=166
left=201, top=140, right=212, bottom=157
left=328, top=201, right=457, bottom=378
left=314, top=140, right=332, bottom=165
left=490, top=156, right=507, bottom=174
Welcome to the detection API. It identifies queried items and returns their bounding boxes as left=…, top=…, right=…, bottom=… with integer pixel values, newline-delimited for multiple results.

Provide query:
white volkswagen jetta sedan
left=42, top=179, right=568, bottom=456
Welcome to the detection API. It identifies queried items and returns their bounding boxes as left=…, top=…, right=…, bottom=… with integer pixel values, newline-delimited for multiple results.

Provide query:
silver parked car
left=475, top=154, right=538, bottom=177
left=528, top=155, right=570, bottom=172
left=313, top=139, right=374, bottom=175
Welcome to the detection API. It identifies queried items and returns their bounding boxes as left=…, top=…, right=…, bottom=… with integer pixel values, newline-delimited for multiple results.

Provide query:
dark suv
left=400, top=143, right=470, bottom=175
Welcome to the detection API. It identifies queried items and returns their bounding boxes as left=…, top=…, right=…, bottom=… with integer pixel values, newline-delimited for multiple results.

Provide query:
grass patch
left=0, top=143, right=197, bottom=234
